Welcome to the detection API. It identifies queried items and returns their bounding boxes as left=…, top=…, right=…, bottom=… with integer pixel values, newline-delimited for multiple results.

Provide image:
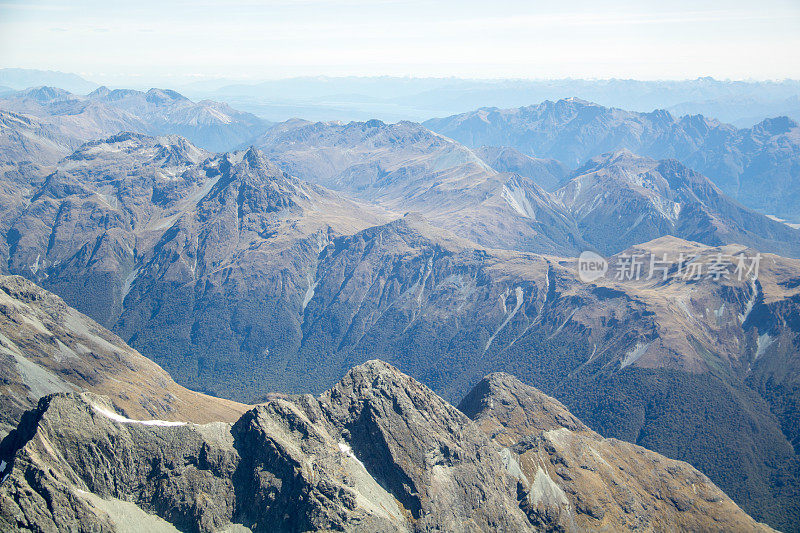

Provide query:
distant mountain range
left=4, top=69, right=798, bottom=126
left=0, top=86, right=270, bottom=157
left=0, top=68, right=98, bottom=94
left=189, top=75, right=800, bottom=126
left=425, top=98, right=800, bottom=222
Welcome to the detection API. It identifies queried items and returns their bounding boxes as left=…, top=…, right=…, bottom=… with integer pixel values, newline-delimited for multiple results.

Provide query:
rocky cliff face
left=0, top=361, right=771, bottom=532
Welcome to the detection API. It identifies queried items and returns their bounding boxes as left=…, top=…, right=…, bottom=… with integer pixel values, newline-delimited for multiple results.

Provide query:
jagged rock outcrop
left=0, top=361, right=771, bottom=532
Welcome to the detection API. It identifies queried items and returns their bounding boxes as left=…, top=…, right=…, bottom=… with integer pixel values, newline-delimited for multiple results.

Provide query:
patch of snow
left=620, top=341, right=652, bottom=369
left=713, top=303, right=726, bottom=320
left=92, top=405, right=186, bottom=427
left=338, top=442, right=366, bottom=470
left=767, top=214, right=800, bottom=230
left=0, top=460, right=8, bottom=484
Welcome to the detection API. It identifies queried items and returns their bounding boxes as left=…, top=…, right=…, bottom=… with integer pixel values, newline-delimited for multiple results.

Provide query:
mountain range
left=0, top=130, right=798, bottom=527
left=1, top=86, right=800, bottom=530
left=425, top=98, right=800, bottom=223
left=0, top=282, right=774, bottom=531
left=0, top=86, right=270, bottom=157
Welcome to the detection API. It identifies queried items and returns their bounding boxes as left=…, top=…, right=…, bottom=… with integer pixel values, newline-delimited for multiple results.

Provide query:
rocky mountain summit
left=0, top=361, right=771, bottom=532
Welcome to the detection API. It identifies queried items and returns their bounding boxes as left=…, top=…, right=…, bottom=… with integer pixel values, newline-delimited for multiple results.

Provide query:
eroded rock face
left=0, top=361, right=771, bottom=532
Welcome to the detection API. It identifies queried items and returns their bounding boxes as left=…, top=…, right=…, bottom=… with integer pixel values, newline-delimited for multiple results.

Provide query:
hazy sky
left=1, top=0, right=799, bottom=84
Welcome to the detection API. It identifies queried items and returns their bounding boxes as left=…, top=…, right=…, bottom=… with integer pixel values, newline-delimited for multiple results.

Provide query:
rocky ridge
left=0, top=361, right=772, bottom=532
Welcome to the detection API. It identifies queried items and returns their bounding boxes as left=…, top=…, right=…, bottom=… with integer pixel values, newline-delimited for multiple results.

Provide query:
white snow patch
left=714, top=303, right=726, bottom=320
left=338, top=442, right=366, bottom=469
left=620, top=341, right=652, bottom=369
left=92, top=405, right=186, bottom=427
left=0, top=460, right=7, bottom=484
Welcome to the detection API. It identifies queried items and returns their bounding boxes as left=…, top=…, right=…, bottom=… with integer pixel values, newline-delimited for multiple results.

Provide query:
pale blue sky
left=1, top=0, right=799, bottom=84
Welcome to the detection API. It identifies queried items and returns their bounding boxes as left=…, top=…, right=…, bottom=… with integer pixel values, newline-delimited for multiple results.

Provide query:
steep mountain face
left=254, top=119, right=586, bottom=256
left=0, top=86, right=270, bottom=155
left=0, top=274, right=247, bottom=442
left=0, top=361, right=770, bottom=532
left=424, top=98, right=800, bottom=222
left=474, top=145, right=568, bottom=191
left=5, top=132, right=212, bottom=325
left=2, top=139, right=799, bottom=527
left=554, top=150, right=800, bottom=256
left=0, top=119, right=798, bottom=528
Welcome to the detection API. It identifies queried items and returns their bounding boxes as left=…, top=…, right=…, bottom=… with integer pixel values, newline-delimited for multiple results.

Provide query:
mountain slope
left=0, top=86, right=270, bottom=155
left=0, top=109, right=80, bottom=165
left=0, top=274, right=247, bottom=441
left=474, top=145, right=568, bottom=191
left=554, top=149, right=800, bottom=256
left=424, top=98, right=800, bottom=222
left=254, top=119, right=586, bottom=255
left=460, top=372, right=773, bottom=532
left=0, top=361, right=770, bottom=532
left=2, top=133, right=388, bottom=398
